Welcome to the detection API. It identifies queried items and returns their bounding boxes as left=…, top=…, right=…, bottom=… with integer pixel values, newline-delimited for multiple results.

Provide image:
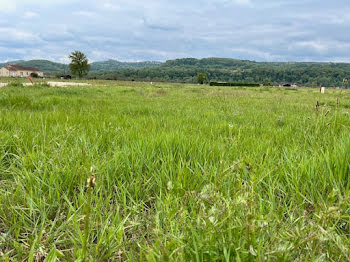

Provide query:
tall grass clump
left=0, top=83, right=349, bottom=260
left=7, top=79, right=23, bottom=87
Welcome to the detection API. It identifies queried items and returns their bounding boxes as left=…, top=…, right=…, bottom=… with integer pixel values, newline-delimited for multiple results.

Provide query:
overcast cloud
left=0, top=0, right=349, bottom=62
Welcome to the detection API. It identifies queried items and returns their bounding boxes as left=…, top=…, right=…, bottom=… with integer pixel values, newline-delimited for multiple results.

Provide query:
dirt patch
left=1, top=82, right=90, bottom=87
left=47, top=82, right=90, bottom=87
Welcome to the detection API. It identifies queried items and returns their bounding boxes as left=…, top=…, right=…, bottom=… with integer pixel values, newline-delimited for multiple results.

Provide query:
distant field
left=0, top=82, right=349, bottom=261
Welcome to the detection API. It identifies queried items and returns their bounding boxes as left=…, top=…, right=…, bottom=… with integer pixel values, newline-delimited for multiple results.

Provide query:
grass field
left=0, top=82, right=350, bottom=261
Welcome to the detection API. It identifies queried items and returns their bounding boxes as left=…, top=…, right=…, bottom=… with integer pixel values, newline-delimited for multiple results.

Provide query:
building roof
left=3, top=64, right=43, bottom=72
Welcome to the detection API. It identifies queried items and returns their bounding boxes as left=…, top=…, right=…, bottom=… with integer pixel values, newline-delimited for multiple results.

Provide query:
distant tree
left=263, top=78, right=272, bottom=86
left=197, top=73, right=208, bottom=84
left=69, top=51, right=90, bottom=78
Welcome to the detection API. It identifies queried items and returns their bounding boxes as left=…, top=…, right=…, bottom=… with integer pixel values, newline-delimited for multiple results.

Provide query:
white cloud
left=0, top=0, right=349, bottom=62
left=0, top=0, right=16, bottom=12
left=233, top=0, right=252, bottom=6
left=230, top=47, right=281, bottom=60
left=292, top=41, right=328, bottom=52
left=0, top=28, right=41, bottom=42
left=102, top=2, right=121, bottom=10
left=23, top=11, right=38, bottom=19
left=210, top=0, right=253, bottom=6
left=73, top=11, right=97, bottom=17
left=58, top=56, right=70, bottom=64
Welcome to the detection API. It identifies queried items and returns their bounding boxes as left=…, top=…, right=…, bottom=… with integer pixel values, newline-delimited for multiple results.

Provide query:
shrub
left=197, top=73, right=208, bottom=84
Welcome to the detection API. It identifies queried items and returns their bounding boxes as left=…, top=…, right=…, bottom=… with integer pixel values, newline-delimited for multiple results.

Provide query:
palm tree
left=69, top=51, right=91, bottom=78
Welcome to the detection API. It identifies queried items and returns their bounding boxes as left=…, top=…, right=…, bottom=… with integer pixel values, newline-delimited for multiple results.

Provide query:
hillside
left=91, top=60, right=162, bottom=71
left=0, top=59, right=162, bottom=72
left=162, top=57, right=350, bottom=71
left=2, top=57, right=350, bottom=87
left=89, top=57, right=350, bottom=87
left=0, top=60, right=67, bottom=72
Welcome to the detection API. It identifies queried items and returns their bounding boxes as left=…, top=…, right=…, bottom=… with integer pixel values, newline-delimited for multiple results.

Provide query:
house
left=0, top=64, right=44, bottom=77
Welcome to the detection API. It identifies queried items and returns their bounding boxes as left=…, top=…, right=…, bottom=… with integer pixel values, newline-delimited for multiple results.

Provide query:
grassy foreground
left=0, top=82, right=349, bottom=261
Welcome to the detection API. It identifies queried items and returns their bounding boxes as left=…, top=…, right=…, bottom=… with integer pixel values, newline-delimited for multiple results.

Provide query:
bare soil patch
left=47, top=82, right=90, bottom=87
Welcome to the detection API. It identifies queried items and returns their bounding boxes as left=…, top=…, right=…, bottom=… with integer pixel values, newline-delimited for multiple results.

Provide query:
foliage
left=69, top=51, right=91, bottom=78
left=87, top=58, right=350, bottom=87
left=263, top=78, right=272, bottom=86
left=197, top=73, right=208, bottom=84
left=91, top=60, right=161, bottom=72
left=0, top=82, right=350, bottom=260
left=4, top=57, right=350, bottom=87
left=0, top=60, right=160, bottom=73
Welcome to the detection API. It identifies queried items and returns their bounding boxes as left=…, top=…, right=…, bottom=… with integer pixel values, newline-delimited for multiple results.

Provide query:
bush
left=197, top=73, right=208, bottom=84
left=263, top=78, right=272, bottom=86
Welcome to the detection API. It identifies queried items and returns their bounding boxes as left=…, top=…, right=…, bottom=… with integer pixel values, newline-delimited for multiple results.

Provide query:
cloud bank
left=0, top=0, right=349, bottom=62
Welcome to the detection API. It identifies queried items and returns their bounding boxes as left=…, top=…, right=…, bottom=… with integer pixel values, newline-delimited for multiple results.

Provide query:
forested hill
left=91, top=60, right=162, bottom=71
left=0, top=59, right=162, bottom=72
left=90, top=58, right=350, bottom=87
left=1, top=57, right=350, bottom=87
left=163, top=57, right=350, bottom=71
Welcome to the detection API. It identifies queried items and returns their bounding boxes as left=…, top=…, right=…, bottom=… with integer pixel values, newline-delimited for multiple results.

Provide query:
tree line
left=62, top=53, right=350, bottom=87
left=85, top=67, right=350, bottom=87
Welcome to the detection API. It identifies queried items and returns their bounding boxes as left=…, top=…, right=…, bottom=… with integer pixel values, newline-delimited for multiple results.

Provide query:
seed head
left=87, top=174, right=96, bottom=189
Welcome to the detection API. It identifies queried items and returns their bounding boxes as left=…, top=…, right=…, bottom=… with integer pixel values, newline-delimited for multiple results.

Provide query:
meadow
left=0, top=81, right=349, bottom=261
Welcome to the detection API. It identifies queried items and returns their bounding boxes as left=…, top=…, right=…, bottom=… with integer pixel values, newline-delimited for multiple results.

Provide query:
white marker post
left=321, top=87, right=325, bottom=94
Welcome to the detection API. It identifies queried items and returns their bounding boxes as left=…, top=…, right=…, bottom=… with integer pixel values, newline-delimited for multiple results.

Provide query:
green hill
left=2, top=57, right=350, bottom=87
left=163, top=57, right=350, bottom=71
left=91, top=60, right=162, bottom=71
left=89, top=57, right=350, bottom=87
left=0, top=59, right=162, bottom=72
left=0, top=60, right=67, bottom=72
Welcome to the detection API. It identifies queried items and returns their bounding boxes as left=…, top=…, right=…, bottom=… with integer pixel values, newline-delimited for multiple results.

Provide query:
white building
left=0, top=64, right=44, bottom=77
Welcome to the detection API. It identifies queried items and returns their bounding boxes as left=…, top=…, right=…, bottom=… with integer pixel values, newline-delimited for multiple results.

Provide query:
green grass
left=0, top=83, right=349, bottom=261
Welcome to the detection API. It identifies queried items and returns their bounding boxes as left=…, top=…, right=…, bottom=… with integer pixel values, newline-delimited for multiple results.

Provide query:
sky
left=0, top=0, right=349, bottom=63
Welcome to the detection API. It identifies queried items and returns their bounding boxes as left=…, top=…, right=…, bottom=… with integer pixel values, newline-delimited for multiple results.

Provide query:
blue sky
left=0, top=0, right=349, bottom=62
